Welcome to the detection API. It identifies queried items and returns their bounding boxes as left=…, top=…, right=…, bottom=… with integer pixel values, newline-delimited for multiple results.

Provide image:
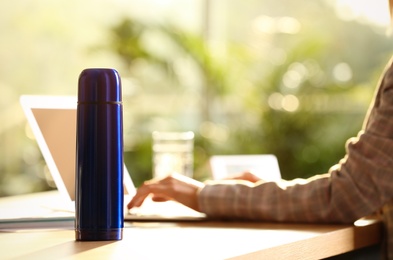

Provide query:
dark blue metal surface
left=75, top=68, right=124, bottom=241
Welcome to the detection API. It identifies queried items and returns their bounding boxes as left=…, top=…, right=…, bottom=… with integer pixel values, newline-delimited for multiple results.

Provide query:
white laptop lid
left=209, top=154, right=281, bottom=181
left=20, top=95, right=135, bottom=204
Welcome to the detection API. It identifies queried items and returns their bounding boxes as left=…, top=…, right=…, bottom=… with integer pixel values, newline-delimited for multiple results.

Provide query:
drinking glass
left=152, top=131, right=194, bottom=179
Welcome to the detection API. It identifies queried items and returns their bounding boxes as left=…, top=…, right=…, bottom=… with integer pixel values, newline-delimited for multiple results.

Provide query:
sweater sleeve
left=198, top=57, right=393, bottom=223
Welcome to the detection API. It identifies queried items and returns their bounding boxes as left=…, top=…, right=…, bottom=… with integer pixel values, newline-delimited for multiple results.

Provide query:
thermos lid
left=78, top=68, right=122, bottom=103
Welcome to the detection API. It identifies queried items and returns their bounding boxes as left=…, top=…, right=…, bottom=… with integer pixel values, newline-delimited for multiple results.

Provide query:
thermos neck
left=77, top=100, right=122, bottom=105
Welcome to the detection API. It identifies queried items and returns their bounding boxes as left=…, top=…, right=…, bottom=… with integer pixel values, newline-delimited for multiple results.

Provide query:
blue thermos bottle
left=75, top=68, right=124, bottom=241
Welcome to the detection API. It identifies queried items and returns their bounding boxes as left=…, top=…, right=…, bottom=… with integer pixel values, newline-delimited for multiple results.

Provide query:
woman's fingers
left=127, top=173, right=204, bottom=211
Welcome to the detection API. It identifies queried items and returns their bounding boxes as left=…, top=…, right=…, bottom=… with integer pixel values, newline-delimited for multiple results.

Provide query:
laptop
left=20, top=95, right=283, bottom=222
left=20, top=95, right=205, bottom=222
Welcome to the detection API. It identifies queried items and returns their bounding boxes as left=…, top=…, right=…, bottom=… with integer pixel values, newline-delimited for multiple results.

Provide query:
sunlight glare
left=333, top=62, right=353, bottom=83
left=253, top=15, right=301, bottom=34
left=334, top=0, right=390, bottom=26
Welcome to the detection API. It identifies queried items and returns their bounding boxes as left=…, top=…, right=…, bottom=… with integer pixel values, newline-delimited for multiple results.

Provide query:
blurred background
left=1, top=0, right=392, bottom=196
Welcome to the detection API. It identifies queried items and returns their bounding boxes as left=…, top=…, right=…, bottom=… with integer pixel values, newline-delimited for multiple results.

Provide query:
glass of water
left=152, top=131, right=194, bottom=179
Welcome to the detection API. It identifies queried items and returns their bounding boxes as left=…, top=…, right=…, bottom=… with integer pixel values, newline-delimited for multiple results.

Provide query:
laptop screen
left=20, top=95, right=135, bottom=203
left=32, top=107, right=77, bottom=200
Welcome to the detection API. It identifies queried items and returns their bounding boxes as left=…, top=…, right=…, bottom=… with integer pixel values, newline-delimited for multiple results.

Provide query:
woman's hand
left=127, top=173, right=205, bottom=212
left=127, top=171, right=260, bottom=212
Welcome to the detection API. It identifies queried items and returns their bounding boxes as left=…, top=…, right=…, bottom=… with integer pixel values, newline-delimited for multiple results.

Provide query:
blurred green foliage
left=1, top=0, right=392, bottom=196
left=106, top=1, right=392, bottom=186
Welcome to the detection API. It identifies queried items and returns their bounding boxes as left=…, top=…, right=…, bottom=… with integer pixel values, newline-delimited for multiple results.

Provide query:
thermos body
left=75, top=68, right=124, bottom=241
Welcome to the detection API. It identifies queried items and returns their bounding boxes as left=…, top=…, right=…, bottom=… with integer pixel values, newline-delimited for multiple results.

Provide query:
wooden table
left=0, top=192, right=383, bottom=259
